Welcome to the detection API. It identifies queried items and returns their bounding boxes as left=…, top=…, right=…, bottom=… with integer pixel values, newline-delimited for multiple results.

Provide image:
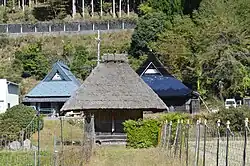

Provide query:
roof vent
left=102, top=53, right=128, bottom=63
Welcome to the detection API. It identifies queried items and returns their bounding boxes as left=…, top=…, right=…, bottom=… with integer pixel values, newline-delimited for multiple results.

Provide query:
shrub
left=123, top=113, right=191, bottom=148
left=0, top=104, right=43, bottom=140
left=206, top=106, right=250, bottom=133
left=123, top=119, right=160, bottom=148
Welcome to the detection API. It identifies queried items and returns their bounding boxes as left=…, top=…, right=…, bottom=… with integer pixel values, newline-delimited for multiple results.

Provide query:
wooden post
left=72, top=0, right=76, bottom=18
left=113, top=0, right=115, bottom=18
left=83, top=112, right=95, bottom=163
left=119, top=0, right=121, bottom=17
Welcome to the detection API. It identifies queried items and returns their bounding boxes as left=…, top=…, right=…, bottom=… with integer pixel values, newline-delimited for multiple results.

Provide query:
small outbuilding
left=61, top=54, right=167, bottom=144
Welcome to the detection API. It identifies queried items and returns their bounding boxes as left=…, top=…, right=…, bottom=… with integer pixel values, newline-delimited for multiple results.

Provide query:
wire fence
left=159, top=118, right=250, bottom=166
left=0, top=20, right=136, bottom=34
left=2, top=115, right=250, bottom=166
left=0, top=116, right=85, bottom=166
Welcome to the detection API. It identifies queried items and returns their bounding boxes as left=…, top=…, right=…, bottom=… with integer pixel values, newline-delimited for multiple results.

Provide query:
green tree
left=70, top=45, right=96, bottom=80
left=0, top=104, right=43, bottom=140
left=14, top=42, right=49, bottom=79
left=48, top=0, right=68, bottom=19
left=129, top=12, right=169, bottom=57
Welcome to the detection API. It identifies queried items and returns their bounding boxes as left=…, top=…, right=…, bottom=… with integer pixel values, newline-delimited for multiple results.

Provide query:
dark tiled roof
left=142, top=75, right=192, bottom=97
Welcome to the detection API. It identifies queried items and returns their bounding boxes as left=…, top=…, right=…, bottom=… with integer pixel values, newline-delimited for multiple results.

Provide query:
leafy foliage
left=123, top=119, right=160, bottom=148
left=131, top=0, right=250, bottom=98
left=206, top=107, right=250, bottom=133
left=67, top=45, right=96, bottom=80
left=124, top=113, right=190, bottom=148
left=0, top=104, right=43, bottom=140
left=129, top=12, right=168, bottom=57
left=14, top=42, right=49, bottom=80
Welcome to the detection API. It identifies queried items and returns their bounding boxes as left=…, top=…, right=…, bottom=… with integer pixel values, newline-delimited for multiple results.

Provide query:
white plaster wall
left=0, top=79, right=7, bottom=113
left=6, top=93, right=19, bottom=108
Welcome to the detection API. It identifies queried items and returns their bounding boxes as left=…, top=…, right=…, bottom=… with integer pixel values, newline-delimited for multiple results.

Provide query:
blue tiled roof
left=141, top=75, right=192, bottom=97
left=26, top=81, right=79, bottom=97
left=25, top=62, right=80, bottom=98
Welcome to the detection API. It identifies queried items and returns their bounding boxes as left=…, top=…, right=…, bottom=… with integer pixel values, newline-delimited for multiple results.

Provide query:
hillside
left=0, top=30, right=135, bottom=95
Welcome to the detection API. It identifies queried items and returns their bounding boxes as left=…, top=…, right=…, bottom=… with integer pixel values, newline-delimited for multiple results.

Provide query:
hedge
left=123, top=113, right=190, bottom=148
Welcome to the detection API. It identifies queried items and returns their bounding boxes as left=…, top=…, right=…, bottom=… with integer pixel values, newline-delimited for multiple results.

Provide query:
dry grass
left=32, top=119, right=83, bottom=151
left=91, top=146, right=183, bottom=166
left=31, top=118, right=184, bottom=166
left=59, top=146, right=184, bottom=166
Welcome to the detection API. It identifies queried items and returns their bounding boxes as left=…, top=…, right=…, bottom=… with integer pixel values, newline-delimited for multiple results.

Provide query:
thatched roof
left=61, top=54, right=168, bottom=112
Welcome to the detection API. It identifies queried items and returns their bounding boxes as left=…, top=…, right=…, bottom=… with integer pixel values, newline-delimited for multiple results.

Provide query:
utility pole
left=96, top=30, right=101, bottom=65
left=37, top=108, right=40, bottom=166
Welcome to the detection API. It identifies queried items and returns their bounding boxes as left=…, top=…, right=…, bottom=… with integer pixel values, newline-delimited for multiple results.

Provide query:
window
left=52, top=72, right=63, bottom=81
left=40, top=102, right=51, bottom=108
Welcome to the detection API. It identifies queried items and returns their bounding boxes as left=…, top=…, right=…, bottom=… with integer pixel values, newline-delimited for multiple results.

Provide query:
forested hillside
left=0, top=0, right=249, bottom=100
left=0, top=31, right=134, bottom=95
left=130, top=0, right=250, bottom=99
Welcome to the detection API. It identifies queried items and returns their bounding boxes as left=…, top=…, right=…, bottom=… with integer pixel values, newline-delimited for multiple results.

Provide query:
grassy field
left=0, top=118, right=184, bottom=166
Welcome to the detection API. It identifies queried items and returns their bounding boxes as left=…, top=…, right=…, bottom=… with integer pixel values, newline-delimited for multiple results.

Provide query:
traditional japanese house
left=61, top=54, right=168, bottom=144
left=137, top=54, right=200, bottom=113
left=23, top=61, right=81, bottom=115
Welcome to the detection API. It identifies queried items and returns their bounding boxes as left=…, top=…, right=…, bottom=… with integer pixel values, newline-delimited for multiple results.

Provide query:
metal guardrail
left=0, top=20, right=136, bottom=34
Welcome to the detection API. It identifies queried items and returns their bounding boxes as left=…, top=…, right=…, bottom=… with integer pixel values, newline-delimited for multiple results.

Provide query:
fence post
left=225, top=120, right=230, bottom=166
left=162, top=120, right=168, bottom=148
left=92, top=23, right=95, bottom=30
left=20, top=24, right=23, bottom=33
left=34, top=150, right=37, bottom=166
left=243, top=118, right=248, bottom=166
left=194, top=119, right=201, bottom=166
left=179, top=119, right=183, bottom=160
left=122, top=20, right=125, bottom=29
left=203, top=119, right=207, bottom=166
left=6, top=24, right=8, bottom=33
left=54, top=135, right=58, bottom=166
left=35, top=24, right=37, bottom=32
left=174, top=119, right=180, bottom=157
left=216, top=119, right=221, bottom=166
left=63, top=23, right=66, bottom=32
left=78, top=23, right=80, bottom=32
left=167, top=121, right=172, bottom=152
left=49, top=24, right=51, bottom=32
left=107, top=21, right=110, bottom=30
left=60, top=116, right=64, bottom=166
left=185, top=120, right=190, bottom=166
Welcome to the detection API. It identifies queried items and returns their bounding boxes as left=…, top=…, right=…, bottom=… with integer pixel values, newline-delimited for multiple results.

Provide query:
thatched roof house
left=61, top=54, right=167, bottom=143
left=61, top=54, right=167, bottom=112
